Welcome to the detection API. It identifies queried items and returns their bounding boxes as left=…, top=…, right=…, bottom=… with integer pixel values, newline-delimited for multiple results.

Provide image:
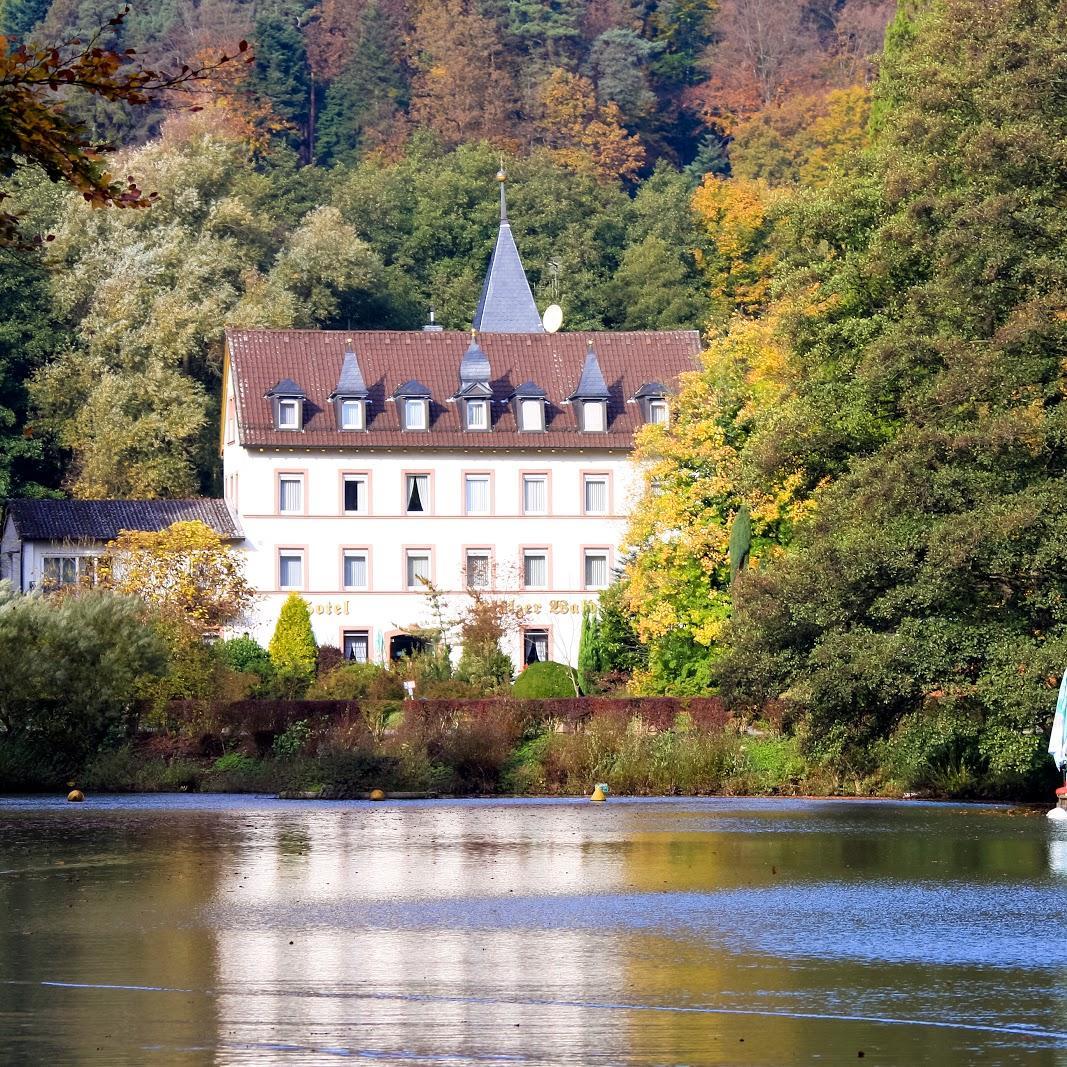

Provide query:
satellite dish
left=542, top=304, right=563, bottom=334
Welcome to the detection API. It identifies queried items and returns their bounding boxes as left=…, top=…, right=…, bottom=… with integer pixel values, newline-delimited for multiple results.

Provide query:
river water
left=0, top=794, right=1063, bottom=1066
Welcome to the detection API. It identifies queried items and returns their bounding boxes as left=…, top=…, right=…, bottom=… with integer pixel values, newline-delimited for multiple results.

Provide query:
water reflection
left=0, top=796, right=1064, bottom=1065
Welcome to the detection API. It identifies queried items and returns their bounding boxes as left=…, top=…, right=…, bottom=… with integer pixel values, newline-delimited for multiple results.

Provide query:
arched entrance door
left=389, top=633, right=429, bottom=661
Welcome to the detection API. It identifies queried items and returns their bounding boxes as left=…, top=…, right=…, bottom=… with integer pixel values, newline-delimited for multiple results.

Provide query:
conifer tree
left=268, top=593, right=318, bottom=694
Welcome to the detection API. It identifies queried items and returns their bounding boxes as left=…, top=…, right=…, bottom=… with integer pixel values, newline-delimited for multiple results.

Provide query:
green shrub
left=512, top=661, right=579, bottom=699
left=307, top=662, right=402, bottom=700
left=879, top=703, right=984, bottom=797
left=216, top=635, right=275, bottom=695
left=273, top=719, right=311, bottom=759
left=213, top=752, right=258, bottom=774
left=0, top=737, right=67, bottom=791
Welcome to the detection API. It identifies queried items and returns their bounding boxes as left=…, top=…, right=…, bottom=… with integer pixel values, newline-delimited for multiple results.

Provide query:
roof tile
left=226, top=329, right=701, bottom=450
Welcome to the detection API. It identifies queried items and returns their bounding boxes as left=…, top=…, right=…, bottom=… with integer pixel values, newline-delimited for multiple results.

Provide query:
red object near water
left=1055, top=785, right=1067, bottom=797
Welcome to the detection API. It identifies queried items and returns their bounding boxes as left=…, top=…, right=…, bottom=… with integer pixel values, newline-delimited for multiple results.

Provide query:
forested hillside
left=0, top=0, right=891, bottom=500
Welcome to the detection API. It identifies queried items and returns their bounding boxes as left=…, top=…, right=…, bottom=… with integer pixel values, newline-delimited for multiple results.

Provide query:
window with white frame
left=277, top=398, right=300, bottom=430
left=42, top=556, right=94, bottom=587
left=279, top=551, right=304, bottom=589
left=584, top=550, right=610, bottom=589
left=523, top=550, right=547, bottom=589
left=466, top=399, right=488, bottom=430
left=518, top=398, right=544, bottom=432
left=582, top=400, right=606, bottom=432
left=406, top=550, right=431, bottom=589
left=405, top=474, right=430, bottom=513
left=465, top=551, right=490, bottom=588
left=342, top=550, right=368, bottom=590
left=583, top=475, right=609, bottom=515
left=523, top=474, right=547, bottom=515
left=465, top=474, right=490, bottom=515
left=343, top=474, right=367, bottom=514
left=648, top=398, right=669, bottom=425
left=523, top=629, right=549, bottom=665
left=340, top=399, right=364, bottom=430
left=343, top=630, right=370, bottom=663
left=279, top=474, right=303, bottom=513
left=403, top=398, right=427, bottom=431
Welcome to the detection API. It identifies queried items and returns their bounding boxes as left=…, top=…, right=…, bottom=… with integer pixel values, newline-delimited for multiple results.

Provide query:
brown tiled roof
left=226, top=329, right=701, bottom=450
left=5, top=499, right=241, bottom=541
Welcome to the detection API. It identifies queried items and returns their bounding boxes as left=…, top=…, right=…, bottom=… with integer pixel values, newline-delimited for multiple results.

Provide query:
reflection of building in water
left=210, top=807, right=630, bottom=1063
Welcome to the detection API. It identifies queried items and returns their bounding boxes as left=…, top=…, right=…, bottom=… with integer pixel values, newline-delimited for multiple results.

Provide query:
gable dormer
left=390, top=379, right=432, bottom=431
left=451, top=332, right=493, bottom=431
left=328, top=347, right=370, bottom=431
left=630, top=381, right=670, bottom=426
left=563, top=343, right=610, bottom=432
left=265, top=378, right=306, bottom=431
left=508, top=381, right=547, bottom=432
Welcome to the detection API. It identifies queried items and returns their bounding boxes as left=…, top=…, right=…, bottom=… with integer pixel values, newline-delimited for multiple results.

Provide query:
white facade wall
left=223, top=436, right=642, bottom=668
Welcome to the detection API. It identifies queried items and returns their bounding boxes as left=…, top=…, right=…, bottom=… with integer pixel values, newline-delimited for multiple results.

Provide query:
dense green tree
left=0, top=585, right=166, bottom=765
left=0, top=0, right=51, bottom=37
left=314, top=2, right=407, bottom=166
left=719, top=0, right=1067, bottom=794
left=584, top=27, right=657, bottom=120
left=248, top=10, right=313, bottom=160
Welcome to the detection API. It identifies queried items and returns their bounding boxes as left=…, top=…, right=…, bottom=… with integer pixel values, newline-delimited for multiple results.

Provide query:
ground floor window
left=343, top=630, right=369, bottom=663
left=523, top=629, right=549, bottom=665
left=41, top=556, right=94, bottom=587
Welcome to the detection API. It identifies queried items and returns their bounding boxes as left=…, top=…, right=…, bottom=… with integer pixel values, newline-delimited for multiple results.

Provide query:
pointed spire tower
left=472, top=170, right=544, bottom=333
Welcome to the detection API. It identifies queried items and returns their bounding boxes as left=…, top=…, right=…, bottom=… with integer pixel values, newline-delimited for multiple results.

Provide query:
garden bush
left=512, top=662, right=579, bottom=699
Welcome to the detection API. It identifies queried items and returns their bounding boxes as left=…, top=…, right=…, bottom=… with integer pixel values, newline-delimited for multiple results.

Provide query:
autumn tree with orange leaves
left=0, top=6, right=250, bottom=242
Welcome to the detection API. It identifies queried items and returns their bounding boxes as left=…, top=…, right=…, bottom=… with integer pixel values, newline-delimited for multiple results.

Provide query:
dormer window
left=631, top=382, right=670, bottom=425
left=508, top=381, right=547, bottom=432
left=330, top=349, right=370, bottom=432
left=392, top=380, right=432, bottom=431
left=465, top=398, right=489, bottom=431
left=266, top=377, right=307, bottom=432
left=340, top=399, right=365, bottom=430
left=581, top=400, right=606, bottom=433
left=519, top=398, right=544, bottom=431
left=404, top=398, right=428, bottom=431
left=278, top=399, right=300, bottom=430
left=565, top=345, right=610, bottom=433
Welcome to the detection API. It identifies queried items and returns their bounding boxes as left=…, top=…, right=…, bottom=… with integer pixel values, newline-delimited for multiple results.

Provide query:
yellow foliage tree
left=408, top=0, right=514, bottom=146
left=729, top=85, right=872, bottom=188
left=691, top=174, right=779, bottom=321
left=99, top=520, right=255, bottom=634
left=535, top=69, right=645, bottom=183
left=621, top=309, right=805, bottom=693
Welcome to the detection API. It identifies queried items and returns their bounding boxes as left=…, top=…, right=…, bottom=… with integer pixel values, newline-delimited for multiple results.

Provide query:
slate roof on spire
left=328, top=350, right=368, bottom=399
left=472, top=175, right=544, bottom=333
left=459, top=334, right=491, bottom=383
left=566, top=346, right=611, bottom=401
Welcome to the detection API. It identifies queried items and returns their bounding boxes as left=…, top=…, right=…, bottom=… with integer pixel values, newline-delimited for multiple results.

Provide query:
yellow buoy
left=368, top=788, right=386, bottom=801
left=66, top=790, right=84, bottom=803
left=590, top=786, right=606, bottom=802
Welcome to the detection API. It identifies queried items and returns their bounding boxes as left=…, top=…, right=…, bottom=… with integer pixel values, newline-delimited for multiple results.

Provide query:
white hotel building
left=2, top=179, right=700, bottom=669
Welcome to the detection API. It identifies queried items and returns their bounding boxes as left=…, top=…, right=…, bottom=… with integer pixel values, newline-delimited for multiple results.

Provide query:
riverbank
left=2, top=696, right=1053, bottom=801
